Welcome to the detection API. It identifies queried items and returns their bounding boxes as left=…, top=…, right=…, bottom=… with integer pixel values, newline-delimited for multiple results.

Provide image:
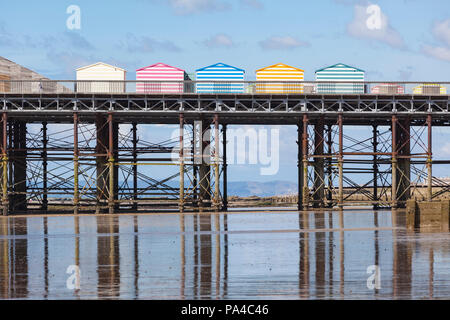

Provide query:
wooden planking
left=256, top=63, right=304, bottom=93
left=195, top=63, right=245, bottom=93
left=0, top=74, right=10, bottom=92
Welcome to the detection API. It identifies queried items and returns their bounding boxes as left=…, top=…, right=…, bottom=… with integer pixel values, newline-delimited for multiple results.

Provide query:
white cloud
left=202, top=33, right=235, bottom=48
left=240, top=0, right=263, bottom=10
left=433, top=19, right=450, bottom=47
left=422, top=45, right=450, bottom=62
left=259, top=36, right=309, bottom=51
left=439, top=142, right=450, bottom=157
left=119, top=33, right=181, bottom=52
left=347, top=4, right=405, bottom=49
left=167, top=0, right=230, bottom=15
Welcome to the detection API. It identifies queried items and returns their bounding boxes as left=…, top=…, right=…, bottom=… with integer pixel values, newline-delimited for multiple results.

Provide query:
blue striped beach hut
left=195, top=62, right=245, bottom=93
left=315, top=63, right=365, bottom=94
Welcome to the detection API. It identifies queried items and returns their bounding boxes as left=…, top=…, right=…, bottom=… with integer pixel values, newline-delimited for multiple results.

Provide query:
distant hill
left=228, top=181, right=297, bottom=197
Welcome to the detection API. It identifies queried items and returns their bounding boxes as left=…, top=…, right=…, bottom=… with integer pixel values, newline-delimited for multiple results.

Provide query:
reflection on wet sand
left=0, top=210, right=449, bottom=299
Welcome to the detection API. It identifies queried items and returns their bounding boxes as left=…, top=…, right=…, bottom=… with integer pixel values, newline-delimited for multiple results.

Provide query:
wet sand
left=0, top=209, right=450, bottom=299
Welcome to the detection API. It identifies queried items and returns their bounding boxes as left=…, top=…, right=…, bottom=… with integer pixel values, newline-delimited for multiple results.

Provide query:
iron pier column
left=297, top=120, right=303, bottom=211
left=179, top=114, right=185, bottom=212
left=1, top=113, right=8, bottom=215
left=427, top=114, right=433, bottom=201
left=373, top=125, right=379, bottom=210
left=302, top=114, right=309, bottom=209
left=222, top=124, right=228, bottom=211
left=42, top=122, right=48, bottom=212
left=391, top=115, right=398, bottom=209
left=73, top=114, right=79, bottom=214
left=132, top=122, right=138, bottom=211
left=338, top=114, right=344, bottom=208
left=313, top=117, right=325, bottom=208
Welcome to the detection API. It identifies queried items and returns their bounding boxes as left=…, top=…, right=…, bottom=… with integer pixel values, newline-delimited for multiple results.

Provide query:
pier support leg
left=373, top=125, right=379, bottom=210
left=397, top=118, right=411, bottom=207
left=42, top=122, right=48, bottom=212
left=297, top=120, right=303, bottom=211
left=11, top=120, right=27, bottom=212
left=199, top=119, right=211, bottom=208
left=222, top=124, right=228, bottom=211
left=302, top=114, right=309, bottom=209
left=313, top=118, right=325, bottom=208
left=326, top=125, right=333, bottom=208
left=96, top=114, right=118, bottom=214
left=1, top=113, right=8, bottom=215
left=391, top=115, right=398, bottom=209
left=179, top=114, right=185, bottom=212
left=213, top=114, right=220, bottom=210
left=338, top=114, right=344, bottom=208
left=73, top=114, right=79, bottom=214
left=107, top=113, right=116, bottom=214
left=132, top=122, right=138, bottom=211
left=427, top=114, right=433, bottom=202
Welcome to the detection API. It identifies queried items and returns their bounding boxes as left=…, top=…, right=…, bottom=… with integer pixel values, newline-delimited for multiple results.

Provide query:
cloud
left=167, top=0, right=231, bottom=15
left=433, top=19, right=450, bottom=47
left=63, top=32, right=95, bottom=50
left=240, top=0, right=263, bottom=10
left=202, top=33, right=235, bottom=48
left=421, top=45, right=450, bottom=62
left=119, top=33, right=181, bottom=53
left=421, top=19, right=450, bottom=62
left=258, top=36, right=309, bottom=51
left=346, top=4, right=406, bottom=49
left=398, top=66, right=413, bottom=80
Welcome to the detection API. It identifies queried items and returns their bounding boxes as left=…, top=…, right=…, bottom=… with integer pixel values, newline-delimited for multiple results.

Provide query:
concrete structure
left=406, top=200, right=450, bottom=232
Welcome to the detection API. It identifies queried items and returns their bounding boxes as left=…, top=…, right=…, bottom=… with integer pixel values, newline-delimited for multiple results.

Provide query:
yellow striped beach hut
left=255, top=63, right=304, bottom=94
left=413, top=84, right=447, bottom=95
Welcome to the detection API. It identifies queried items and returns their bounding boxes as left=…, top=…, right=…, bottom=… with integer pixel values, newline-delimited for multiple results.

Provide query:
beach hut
left=195, top=63, right=245, bottom=93
left=136, top=63, right=192, bottom=94
left=413, top=84, right=447, bottom=95
left=255, top=63, right=304, bottom=94
left=76, top=62, right=126, bottom=93
left=0, top=74, right=10, bottom=93
left=315, top=63, right=365, bottom=94
left=371, top=84, right=404, bottom=94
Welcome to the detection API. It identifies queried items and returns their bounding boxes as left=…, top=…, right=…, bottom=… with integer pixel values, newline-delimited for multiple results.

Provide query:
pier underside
left=0, top=93, right=449, bottom=214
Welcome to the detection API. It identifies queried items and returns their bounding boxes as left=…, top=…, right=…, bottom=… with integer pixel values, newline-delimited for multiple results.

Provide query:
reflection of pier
left=0, top=211, right=449, bottom=299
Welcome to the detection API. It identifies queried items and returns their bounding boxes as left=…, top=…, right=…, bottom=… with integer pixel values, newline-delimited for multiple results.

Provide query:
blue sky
left=1, top=0, right=450, bottom=184
left=1, top=0, right=449, bottom=80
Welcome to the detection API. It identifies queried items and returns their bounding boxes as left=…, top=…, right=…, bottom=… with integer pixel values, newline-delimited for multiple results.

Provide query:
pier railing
left=0, top=80, right=449, bottom=95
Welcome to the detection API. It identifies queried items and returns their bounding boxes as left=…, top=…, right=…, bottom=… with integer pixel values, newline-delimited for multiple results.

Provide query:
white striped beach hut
left=255, top=63, right=304, bottom=94
left=195, top=63, right=245, bottom=94
left=315, top=63, right=365, bottom=94
left=76, top=62, right=126, bottom=93
left=136, top=63, right=191, bottom=94
left=413, top=84, right=447, bottom=95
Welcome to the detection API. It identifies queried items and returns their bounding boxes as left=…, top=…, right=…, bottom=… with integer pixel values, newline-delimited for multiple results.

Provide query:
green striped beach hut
left=315, top=63, right=365, bottom=94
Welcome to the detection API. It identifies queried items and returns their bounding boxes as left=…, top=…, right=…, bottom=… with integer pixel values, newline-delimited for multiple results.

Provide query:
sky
left=1, top=0, right=450, bottom=184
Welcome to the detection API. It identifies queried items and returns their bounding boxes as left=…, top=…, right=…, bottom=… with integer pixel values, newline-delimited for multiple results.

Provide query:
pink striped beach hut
left=136, top=63, right=191, bottom=93
left=371, top=83, right=405, bottom=94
